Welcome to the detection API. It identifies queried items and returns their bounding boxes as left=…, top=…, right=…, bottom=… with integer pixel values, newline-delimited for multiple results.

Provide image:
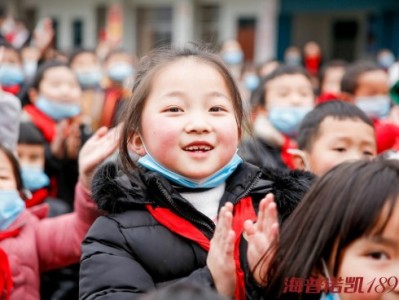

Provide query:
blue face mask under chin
left=222, top=51, right=244, bottom=65
left=0, top=190, right=25, bottom=230
left=319, top=259, right=342, bottom=300
left=268, top=106, right=313, bottom=138
left=355, top=96, right=391, bottom=119
left=76, top=70, right=102, bottom=88
left=21, top=166, right=50, bottom=191
left=35, top=96, right=81, bottom=121
left=244, top=74, right=260, bottom=91
left=0, top=64, right=25, bottom=86
left=108, top=63, right=134, bottom=82
left=138, top=151, right=243, bottom=189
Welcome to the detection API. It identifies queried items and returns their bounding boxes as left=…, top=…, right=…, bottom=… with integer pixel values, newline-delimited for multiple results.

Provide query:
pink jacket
left=0, top=182, right=99, bottom=300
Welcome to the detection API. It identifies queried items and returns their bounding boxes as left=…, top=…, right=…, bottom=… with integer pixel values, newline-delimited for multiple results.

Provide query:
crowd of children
left=0, top=16, right=398, bottom=300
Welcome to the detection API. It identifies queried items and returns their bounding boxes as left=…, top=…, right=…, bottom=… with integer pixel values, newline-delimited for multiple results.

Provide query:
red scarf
left=2, top=85, right=21, bottom=96
left=25, top=188, right=49, bottom=208
left=146, top=196, right=257, bottom=300
left=281, top=136, right=297, bottom=170
left=24, top=105, right=57, bottom=143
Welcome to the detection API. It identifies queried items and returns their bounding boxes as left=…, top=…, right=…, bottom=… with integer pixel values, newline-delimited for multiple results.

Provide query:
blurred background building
left=1, top=0, right=398, bottom=62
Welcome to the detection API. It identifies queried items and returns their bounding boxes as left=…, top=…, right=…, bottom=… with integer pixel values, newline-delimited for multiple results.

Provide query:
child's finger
left=213, top=206, right=226, bottom=242
left=258, top=194, right=274, bottom=233
left=243, top=219, right=255, bottom=237
left=224, top=230, right=235, bottom=255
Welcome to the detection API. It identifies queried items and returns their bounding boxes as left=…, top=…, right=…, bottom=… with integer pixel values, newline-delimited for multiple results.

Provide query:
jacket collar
left=92, top=160, right=263, bottom=214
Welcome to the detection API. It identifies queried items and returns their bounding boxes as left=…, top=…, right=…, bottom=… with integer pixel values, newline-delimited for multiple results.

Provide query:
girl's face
left=337, top=201, right=399, bottom=299
left=0, top=150, right=17, bottom=191
left=36, top=66, right=81, bottom=104
left=131, top=58, right=240, bottom=180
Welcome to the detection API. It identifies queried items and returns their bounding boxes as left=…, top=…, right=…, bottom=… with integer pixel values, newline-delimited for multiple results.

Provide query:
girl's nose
left=184, top=114, right=212, bottom=133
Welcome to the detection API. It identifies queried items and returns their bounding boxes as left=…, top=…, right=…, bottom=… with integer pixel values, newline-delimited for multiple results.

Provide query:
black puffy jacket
left=79, top=161, right=314, bottom=300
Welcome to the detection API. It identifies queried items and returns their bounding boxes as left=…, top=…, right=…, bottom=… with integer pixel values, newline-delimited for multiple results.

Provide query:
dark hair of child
left=262, top=158, right=399, bottom=299
left=297, top=100, right=374, bottom=151
left=340, top=61, right=383, bottom=94
left=118, top=45, right=248, bottom=173
left=18, top=122, right=45, bottom=145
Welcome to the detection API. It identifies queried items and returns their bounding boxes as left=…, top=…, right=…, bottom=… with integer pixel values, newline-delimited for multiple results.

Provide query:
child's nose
left=184, top=115, right=212, bottom=133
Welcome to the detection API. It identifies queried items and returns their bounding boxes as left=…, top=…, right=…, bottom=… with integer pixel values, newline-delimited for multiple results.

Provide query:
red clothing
left=1, top=85, right=21, bottom=96
left=100, top=87, right=125, bottom=128
left=146, top=196, right=257, bottom=300
left=24, top=105, right=57, bottom=143
left=281, top=136, right=297, bottom=170
left=0, top=182, right=99, bottom=300
left=374, top=119, right=399, bottom=153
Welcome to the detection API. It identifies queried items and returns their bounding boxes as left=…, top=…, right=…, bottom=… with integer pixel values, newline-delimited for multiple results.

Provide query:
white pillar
left=172, top=0, right=195, bottom=47
left=254, top=0, right=278, bottom=62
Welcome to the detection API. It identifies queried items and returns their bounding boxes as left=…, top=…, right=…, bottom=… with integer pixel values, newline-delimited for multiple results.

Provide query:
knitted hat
left=0, top=91, right=21, bottom=152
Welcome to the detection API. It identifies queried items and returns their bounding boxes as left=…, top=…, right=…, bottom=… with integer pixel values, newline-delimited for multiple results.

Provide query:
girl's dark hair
left=30, top=60, right=70, bottom=90
left=297, top=100, right=374, bottom=151
left=0, top=143, right=24, bottom=192
left=250, top=64, right=313, bottom=108
left=119, top=45, right=247, bottom=173
left=262, top=159, right=399, bottom=299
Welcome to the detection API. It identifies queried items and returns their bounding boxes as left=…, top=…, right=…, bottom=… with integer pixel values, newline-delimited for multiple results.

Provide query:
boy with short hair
left=290, top=101, right=377, bottom=176
left=339, top=61, right=399, bottom=153
left=239, top=65, right=315, bottom=170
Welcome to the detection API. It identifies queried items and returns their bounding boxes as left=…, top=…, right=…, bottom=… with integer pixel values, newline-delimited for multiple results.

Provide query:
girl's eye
left=333, top=148, right=346, bottom=152
left=165, top=107, right=183, bottom=113
left=367, top=251, right=389, bottom=260
left=209, top=106, right=226, bottom=112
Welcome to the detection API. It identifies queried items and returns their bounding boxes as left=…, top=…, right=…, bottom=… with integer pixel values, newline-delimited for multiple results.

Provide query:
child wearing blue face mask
left=23, top=60, right=92, bottom=207
left=99, top=50, right=134, bottom=128
left=239, top=65, right=315, bottom=170
left=69, top=49, right=105, bottom=131
left=17, top=122, right=70, bottom=217
left=79, top=46, right=314, bottom=300
left=0, top=124, right=118, bottom=300
left=0, top=42, right=26, bottom=97
left=339, top=61, right=399, bottom=154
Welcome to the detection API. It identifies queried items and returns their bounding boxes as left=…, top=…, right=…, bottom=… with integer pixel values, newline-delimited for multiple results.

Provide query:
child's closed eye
left=333, top=147, right=346, bottom=152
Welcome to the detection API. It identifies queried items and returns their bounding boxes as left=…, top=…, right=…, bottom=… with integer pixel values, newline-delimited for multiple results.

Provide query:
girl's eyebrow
left=161, top=91, right=230, bottom=100
left=369, top=236, right=397, bottom=248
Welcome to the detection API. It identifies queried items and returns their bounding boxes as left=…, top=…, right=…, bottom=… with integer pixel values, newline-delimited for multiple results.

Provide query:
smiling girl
left=79, top=46, right=314, bottom=300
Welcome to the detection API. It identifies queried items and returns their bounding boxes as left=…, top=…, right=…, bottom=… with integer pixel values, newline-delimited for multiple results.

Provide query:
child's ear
left=287, top=149, right=307, bottom=170
left=129, top=133, right=146, bottom=156
left=338, top=92, right=355, bottom=103
left=28, top=88, right=38, bottom=104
